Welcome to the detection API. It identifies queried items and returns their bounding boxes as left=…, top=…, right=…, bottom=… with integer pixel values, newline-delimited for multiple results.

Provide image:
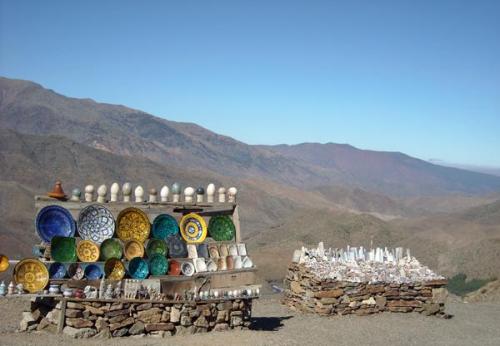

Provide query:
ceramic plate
left=208, top=215, right=235, bottom=241
left=48, top=262, right=67, bottom=279
left=76, top=240, right=100, bottom=262
left=167, top=234, right=188, bottom=258
left=100, top=238, right=123, bottom=261
left=128, top=257, right=149, bottom=279
left=179, top=213, right=207, bottom=244
left=124, top=240, right=145, bottom=260
left=0, top=254, right=9, bottom=272
left=148, top=254, right=168, bottom=276
left=116, top=208, right=150, bottom=243
left=84, top=264, right=103, bottom=280
left=50, top=236, right=77, bottom=263
left=104, top=258, right=125, bottom=280
left=77, top=204, right=115, bottom=245
left=36, top=205, right=76, bottom=243
left=14, top=258, right=49, bottom=293
left=152, top=214, right=179, bottom=239
left=146, top=239, right=168, bottom=258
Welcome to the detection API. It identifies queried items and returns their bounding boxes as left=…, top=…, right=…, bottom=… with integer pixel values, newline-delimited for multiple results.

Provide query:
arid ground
left=1, top=294, right=499, bottom=346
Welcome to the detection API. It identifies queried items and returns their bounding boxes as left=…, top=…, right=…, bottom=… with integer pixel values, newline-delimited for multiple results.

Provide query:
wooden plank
left=57, top=298, right=66, bottom=334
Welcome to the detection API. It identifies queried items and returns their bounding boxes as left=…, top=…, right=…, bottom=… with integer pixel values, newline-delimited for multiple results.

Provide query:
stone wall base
left=21, top=297, right=253, bottom=338
left=282, top=264, right=448, bottom=317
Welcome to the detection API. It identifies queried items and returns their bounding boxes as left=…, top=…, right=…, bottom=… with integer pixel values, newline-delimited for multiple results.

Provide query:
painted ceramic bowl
left=208, top=216, right=235, bottom=241
left=128, top=257, right=149, bottom=279
left=0, top=254, right=9, bottom=272
left=50, top=236, right=77, bottom=263
left=181, top=261, right=195, bottom=276
left=100, top=238, right=123, bottom=261
left=14, top=258, right=49, bottom=293
left=36, top=205, right=76, bottom=243
left=67, top=263, right=84, bottom=280
left=166, top=234, right=188, bottom=258
left=152, top=214, right=179, bottom=240
left=116, top=208, right=150, bottom=243
left=168, top=260, right=181, bottom=275
left=146, top=239, right=168, bottom=258
left=104, top=258, right=125, bottom=281
left=48, top=262, right=67, bottom=279
left=124, top=240, right=145, bottom=260
left=84, top=264, right=103, bottom=280
left=77, top=204, right=115, bottom=244
left=179, top=213, right=207, bottom=244
left=76, top=240, right=100, bottom=262
left=148, top=254, right=168, bottom=276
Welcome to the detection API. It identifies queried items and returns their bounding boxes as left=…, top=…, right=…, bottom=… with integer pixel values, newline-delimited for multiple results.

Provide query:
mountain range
left=1, top=76, right=500, bottom=284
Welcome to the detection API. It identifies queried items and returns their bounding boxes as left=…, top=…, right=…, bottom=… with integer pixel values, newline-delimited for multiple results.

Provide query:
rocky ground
left=1, top=295, right=500, bottom=346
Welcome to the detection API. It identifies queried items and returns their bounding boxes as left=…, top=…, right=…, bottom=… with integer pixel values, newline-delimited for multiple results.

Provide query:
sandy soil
left=1, top=295, right=499, bottom=346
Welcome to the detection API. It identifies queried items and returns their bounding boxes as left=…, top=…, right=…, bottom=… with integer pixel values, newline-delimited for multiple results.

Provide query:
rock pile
left=21, top=297, right=252, bottom=338
left=283, top=244, right=449, bottom=317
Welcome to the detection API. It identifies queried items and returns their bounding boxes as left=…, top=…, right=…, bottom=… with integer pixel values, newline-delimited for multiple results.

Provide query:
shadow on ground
left=250, top=316, right=293, bottom=331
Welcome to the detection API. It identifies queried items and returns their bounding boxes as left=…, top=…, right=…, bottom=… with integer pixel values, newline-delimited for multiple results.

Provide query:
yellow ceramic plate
left=14, top=258, right=49, bottom=293
left=124, top=240, right=145, bottom=260
left=76, top=240, right=100, bottom=262
left=0, top=254, right=9, bottom=272
left=104, top=258, right=125, bottom=281
left=116, top=208, right=151, bottom=243
left=180, top=213, right=207, bottom=244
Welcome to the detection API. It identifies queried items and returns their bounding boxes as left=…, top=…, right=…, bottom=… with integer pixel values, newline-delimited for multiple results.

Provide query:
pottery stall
left=0, top=181, right=260, bottom=338
left=282, top=243, right=450, bottom=318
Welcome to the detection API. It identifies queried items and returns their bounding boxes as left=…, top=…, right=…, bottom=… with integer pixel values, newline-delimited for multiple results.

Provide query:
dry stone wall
left=21, top=297, right=252, bottom=338
left=282, top=263, right=449, bottom=317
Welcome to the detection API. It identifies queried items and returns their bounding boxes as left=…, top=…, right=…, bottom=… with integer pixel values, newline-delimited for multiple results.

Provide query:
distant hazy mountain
left=2, top=76, right=500, bottom=197
left=428, top=159, right=500, bottom=177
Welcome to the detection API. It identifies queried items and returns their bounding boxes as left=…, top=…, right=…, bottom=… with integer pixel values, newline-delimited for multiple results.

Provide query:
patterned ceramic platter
left=76, top=240, right=100, bottom=262
left=166, top=234, right=188, bottom=258
left=14, top=259, right=49, bottom=293
left=128, top=257, right=149, bottom=279
left=104, top=258, right=125, bottom=280
left=152, top=214, right=179, bottom=240
left=36, top=205, right=76, bottom=243
left=146, top=239, right=168, bottom=258
left=179, top=213, right=207, bottom=244
left=48, top=262, right=67, bottom=279
left=67, top=263, right=84, bottom=280
left=77, top=204, right=115, bottom=245
left=116, top=208, right=150, bottom=243
left=84, top=264, right=103, bottom=280
left=124, top=240, right=145, bottom=260
left=208, top=216, right=236, bottom=241
left=0, top=254, right=9, bottom=272
left=51, top=236, right=77, bottom=263
left=100, top=238, right=123, bottom=261
left=148, top=254, right=168, bottom=276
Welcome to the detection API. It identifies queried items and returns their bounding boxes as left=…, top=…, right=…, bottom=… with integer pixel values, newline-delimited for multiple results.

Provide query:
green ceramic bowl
left=100, top=238, right=123, bottom=261
left=146, top=239, right=168, bottom=258
left=148, top=254, right=168, bottom=276
left=51, top=236, right=77, bottom=262
left=208, top=216, right=236, bottom=241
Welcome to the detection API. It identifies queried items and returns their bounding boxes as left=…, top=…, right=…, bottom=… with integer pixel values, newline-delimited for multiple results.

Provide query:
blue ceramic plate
left=77, top=204, right=115, bottom=245
left=36, top=205, right=76, bottom=243
left=128, top=257, right=149, bottom=279
left=148, top=254, right=168, bottom=276
left=152, top=214, right=179, bottom=240
left=84, top=264, right=103, bottom=280
left=166, top=234, right=187, bottom=258
left=48, top=262, right=67, bottom=279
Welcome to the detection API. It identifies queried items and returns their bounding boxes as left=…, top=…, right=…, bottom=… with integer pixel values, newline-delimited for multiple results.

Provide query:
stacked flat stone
left=283, top=243, right=449, bottom=317
left=22, top=297, right=252, bottom=338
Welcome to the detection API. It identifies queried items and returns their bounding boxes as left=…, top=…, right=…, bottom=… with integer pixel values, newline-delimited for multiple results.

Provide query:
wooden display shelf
left=34, top=195, right=242, bottom=242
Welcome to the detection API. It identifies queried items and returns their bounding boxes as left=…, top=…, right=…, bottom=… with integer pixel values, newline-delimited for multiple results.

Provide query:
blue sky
left=1, top=0, right=499, bottom=166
